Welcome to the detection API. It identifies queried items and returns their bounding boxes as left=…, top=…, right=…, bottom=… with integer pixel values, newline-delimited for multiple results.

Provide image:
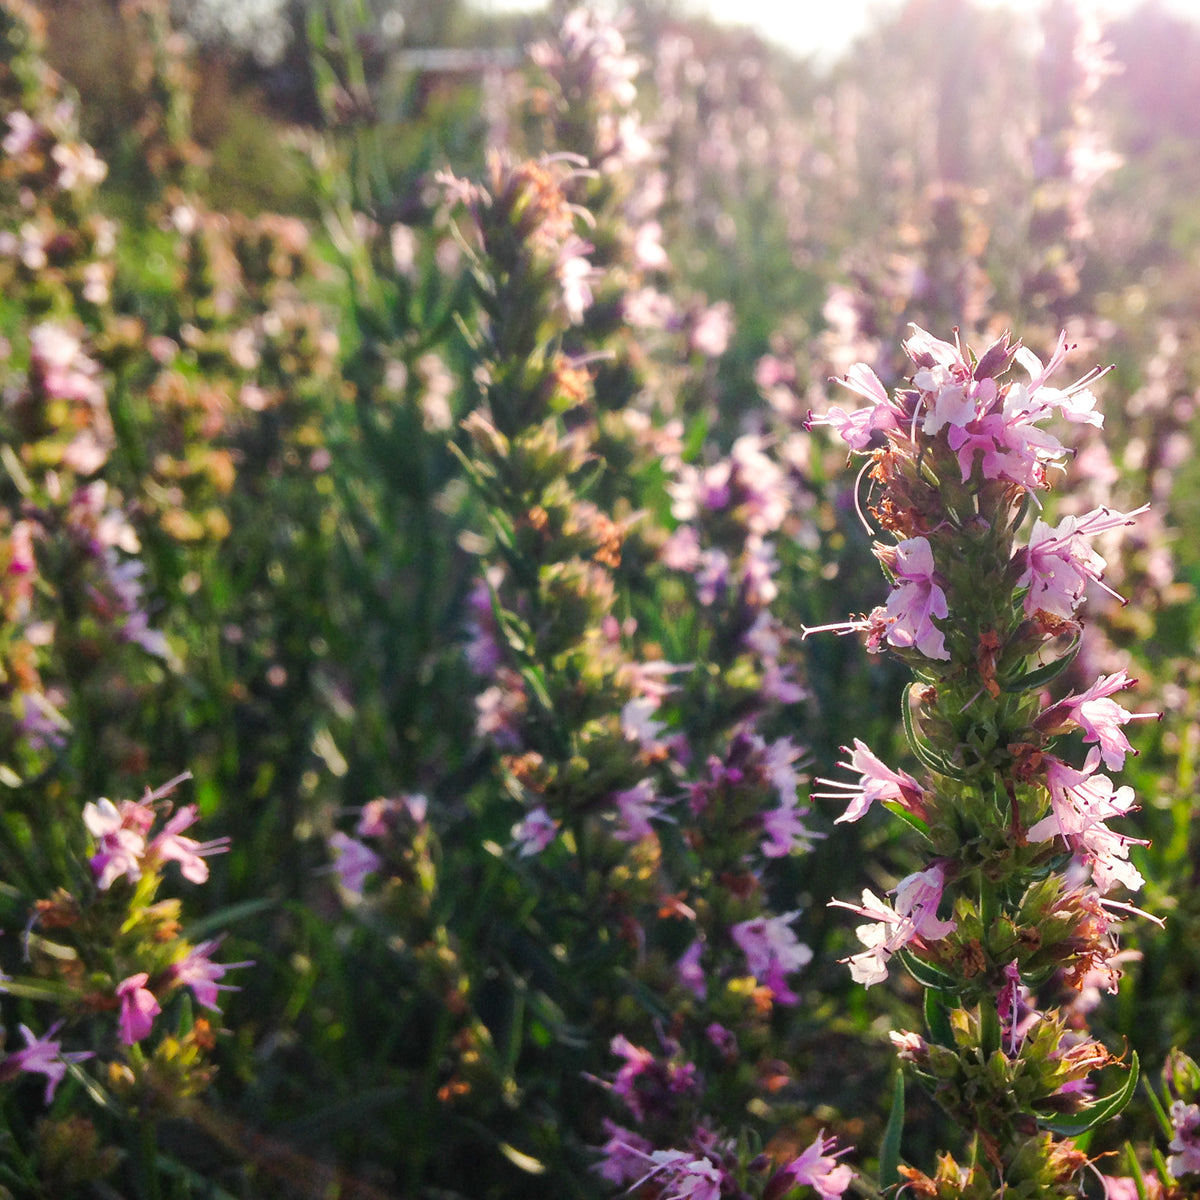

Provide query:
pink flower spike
left=812, top=738, right=925, bottom=825
left=1, top=1022, right=93, bottom=1104
left=116, top=974, right=161, bottom=1045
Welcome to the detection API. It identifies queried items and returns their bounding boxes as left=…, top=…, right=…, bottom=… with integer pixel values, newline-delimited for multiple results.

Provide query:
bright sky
left=471, top=0, right=1200, bottom=60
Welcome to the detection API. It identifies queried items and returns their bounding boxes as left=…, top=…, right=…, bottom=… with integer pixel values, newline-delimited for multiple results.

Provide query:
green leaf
left=923, top=986, right=956, bottom=1048
left=898, top=947, right=959, bottom=992
left=1000, top=637, right=1081, bottom=694
left=1140, top=1072, right=1174, bottom=1140
left=183, top=897, right=278, bottom=941
left=882, top=799, right=930, bottom=838
left=902, top=685, right=969, bottom=780
left=0, top=976, right=79, bottom=1002
left=878, top=1069, right=905, bottom=1187
left=1039, top=1051, right=1140, bottom=1136
left=1124, top=1142, right=1150, bottom=1200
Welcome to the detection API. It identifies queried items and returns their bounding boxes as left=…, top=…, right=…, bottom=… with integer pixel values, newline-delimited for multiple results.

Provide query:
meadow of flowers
left=2, top=0, right=1200, bottom=1196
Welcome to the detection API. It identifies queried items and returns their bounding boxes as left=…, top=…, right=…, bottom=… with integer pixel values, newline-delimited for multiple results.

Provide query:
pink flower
left=628, top=1150, right=723, bottom=1200
left=593, top=1120, right=653, bottom=1185
left=0, top=1022, right=93, bottom=1103
left=513, top=807, right=558, bottom=856
left=83, top=797, right=146, bottom=890
left=730, top=912, right=812, bottom=1005
left=607, top=1035, right=698, bottom=1124
left=808, top=362, right=903, bottom=450
left=830, top=864, right=957, bottom=986
left=676, top=940, right=706, bottom=1000
left=882, top=537, right=949, bottom=659
left=1027, top=751, right=1146, bottom=893
left=328, top=832, right=382, bottom=895
left=812, top=738, right=925, bottom=825
left=613, top=779, right=662, bottom=842
left=171, top=940, right=253, bottom=1012
left=1102, top=1176, right=1163, bottom=1200
left=1038, top=670, right=1159, bottom=770
left=116, top=973, right=161, bottom=1045
left=149, top=805, right=230, bottom=884
left=1019, top=505, right=1149, bottom=618
left=1168, top=1100, right=1200, bottom=1178
left=782, top=1130, right=854, bottom=1199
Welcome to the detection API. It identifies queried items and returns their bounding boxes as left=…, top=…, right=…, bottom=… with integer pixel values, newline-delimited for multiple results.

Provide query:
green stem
left=978, top=875, right=1001, bottom=1059
left=138, top=1118, right=162, bottom=1200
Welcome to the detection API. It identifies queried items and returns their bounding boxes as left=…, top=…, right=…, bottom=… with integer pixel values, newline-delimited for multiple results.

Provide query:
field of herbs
left=2, top=0, right=1200, bottom=1195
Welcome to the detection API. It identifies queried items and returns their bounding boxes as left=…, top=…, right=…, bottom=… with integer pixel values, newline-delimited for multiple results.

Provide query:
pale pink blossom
left=1039, top=670, right=1160, bottom=770
left=593, top=1120, right=653, bottom=1185
left=808, top=361, right=903, bottom=450
left=621, top=697, right=666, bottom=751
left=149, top=805, right=230, bottom=884
left=513, top=807, right=558, bottom=856
left=830, top=864, right=957, bottom=986
left=812, top=738, right=925, bottom=825
left=676, top=940, right=706, bottom=1000
left=83, top=798, right=146, bottom=890
left=1168, top=1100, right=1200, bottom=1178
left=626, top=1150, right=722, bottom=1200
left=882, top=537, right=949, bottom=659
left=781, top=1131, right=854, bottom=1199
left=612, top=779, right=662, bottom=842
left=1027, top=751, right=1146, bottom=893
left=1019, top=505, right=1149, bottom=618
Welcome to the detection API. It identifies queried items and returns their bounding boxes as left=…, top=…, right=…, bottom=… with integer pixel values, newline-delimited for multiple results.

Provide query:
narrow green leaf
left=882, top=799, right=930, bottom=838
left=182, top=897, right=278, bottom=941
left=1000, top=637, right=1081, bottom=694
left=0, top=977, right=79, bottom=1002
left=898, top=947, right=959, bottom=992
left=1039, top=1052, right=1139, bottom=1136
left=1140, top=1072, right=1173, bottom=1140
left=902, top=685, right=969, bottom=780
left=923, top=987, right=956, bottom=1048
left=878, top=1069, right=905, bottom=1187
left=1124, top=1142, right=1149, bottom=1200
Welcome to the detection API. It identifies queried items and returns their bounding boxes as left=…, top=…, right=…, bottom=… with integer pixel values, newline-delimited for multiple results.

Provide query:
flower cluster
left=809, top=325, right=1156, bottom=1193
left=2, top=773, right=248, bottom=1112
